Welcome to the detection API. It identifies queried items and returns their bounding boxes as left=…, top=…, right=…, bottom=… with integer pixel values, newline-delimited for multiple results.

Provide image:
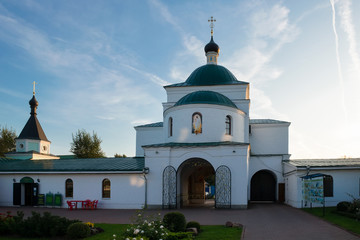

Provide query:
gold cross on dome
left=32, top=81, right=38, bottom=95
left=208, top=16, right=216, bottom=36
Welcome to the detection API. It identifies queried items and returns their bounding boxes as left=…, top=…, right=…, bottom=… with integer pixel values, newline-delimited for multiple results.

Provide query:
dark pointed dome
left=174, top=90, right=237, bottom=109
left=29, top=95, right=38, bottom=115
left=17, top=95, right=49, bottom=141
left=204, top=36, right=219, bottom=54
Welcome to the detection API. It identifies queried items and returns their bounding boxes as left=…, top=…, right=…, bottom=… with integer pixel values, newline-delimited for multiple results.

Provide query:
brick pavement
left=0, top=204, right=359, bottom=240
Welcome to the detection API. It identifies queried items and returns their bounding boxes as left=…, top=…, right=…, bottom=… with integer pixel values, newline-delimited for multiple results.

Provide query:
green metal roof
left=286, top=158, right=360, bottom=168
left=174, top=91, right=237, bottom=109
left=135, top=122, right=163, bottom=128
left=0, top=157, right=145, bottom=172
left=143, top=141, right=249, bottom=148
left=250, top=119, right=290, bottom=125
left=165, top=64, right=248, bottom=87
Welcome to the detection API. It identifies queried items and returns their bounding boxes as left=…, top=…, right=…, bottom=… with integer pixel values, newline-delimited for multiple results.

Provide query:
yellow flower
left=86, top=222, right=94, bottom=228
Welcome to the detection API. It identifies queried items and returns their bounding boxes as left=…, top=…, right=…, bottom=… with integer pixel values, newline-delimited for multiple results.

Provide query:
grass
left=303, top=207, right=360, bottom=235
left=0, top=224, right=242, bottom=240
left=196, top=225, right=242, bottom=239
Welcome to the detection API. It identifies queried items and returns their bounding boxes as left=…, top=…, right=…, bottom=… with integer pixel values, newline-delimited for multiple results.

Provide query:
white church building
left=1, top=27, right=360, bottom=210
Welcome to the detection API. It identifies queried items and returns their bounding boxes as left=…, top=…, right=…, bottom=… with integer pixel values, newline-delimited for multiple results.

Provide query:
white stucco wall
left=283, top=164, right=360, bottom=208
left=250, top=123, right=289, bottom=155
left=134, top=126, right=163, bottom=157
left=0, top=173, right=145, bottom=209
left=164, top=104, right=247, bottom=143
left=144, top=144, right=250, bottom=209
left=248, top=155, right=284, bottom=201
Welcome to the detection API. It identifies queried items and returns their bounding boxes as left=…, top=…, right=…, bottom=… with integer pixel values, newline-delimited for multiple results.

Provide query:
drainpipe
left=142, top=167, right=150, bottom=209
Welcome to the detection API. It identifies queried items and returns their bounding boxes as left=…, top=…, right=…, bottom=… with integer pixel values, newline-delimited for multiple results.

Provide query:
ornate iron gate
left=162, top=165, right=177, bottom=209
left=215, top=165, right=231, bottom=208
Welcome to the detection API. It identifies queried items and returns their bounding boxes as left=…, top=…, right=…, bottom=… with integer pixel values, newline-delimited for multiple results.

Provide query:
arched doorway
left=13, top=177, right=39, bottom=206
left=250, top=170, right=276, bottom=202
left=177, top=158, right=215, bottom=208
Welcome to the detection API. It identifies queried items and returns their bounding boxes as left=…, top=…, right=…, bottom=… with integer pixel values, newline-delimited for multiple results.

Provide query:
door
left=278, top=183, right=285, bottom=203
left=31, top=183, right=39, bottom=206
left=251, top=170, right=276, bottom=201
left=13, top=183, right=21, bottom=205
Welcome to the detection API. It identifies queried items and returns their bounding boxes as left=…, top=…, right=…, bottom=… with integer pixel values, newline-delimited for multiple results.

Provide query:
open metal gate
left=162, top=165, right=177, bottom=209
left=215, top=165, right=231, bottom=208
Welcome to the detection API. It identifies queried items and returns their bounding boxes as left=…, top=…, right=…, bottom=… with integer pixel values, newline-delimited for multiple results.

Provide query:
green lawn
left=196, top=225, right=242, bottom=240
left=303, top=207, right=360, bottom=235
left=0, top=224, right=242, bottom=240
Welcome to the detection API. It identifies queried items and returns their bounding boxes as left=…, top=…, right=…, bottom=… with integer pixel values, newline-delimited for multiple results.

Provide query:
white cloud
left=251, top=4, right=291, bottom=39
left=0, top=6, right=165, bottom=126
left=148, top=0, right=204, bottom=82
left=338, top=0, right=360, bottom=75
left=222, top=3, right=298, bottom=121
left=0, top=87, right=28, bottom=99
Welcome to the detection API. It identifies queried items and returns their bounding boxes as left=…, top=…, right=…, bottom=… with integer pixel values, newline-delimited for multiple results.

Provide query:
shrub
left=166, top=231, right=194, bottom=240
left=122, top=210, right=168, bottom=240
left=0, top=211, right=14, bottom=235
left=336, top=201, right=351, bottom=212
left=163, top=212, right=186, bottom=232
left=67, top=222, right=91, bottom=239
left=7, top=211, right=79, bottom=238
left=186, top=221, right=201, bottom=232
left=349, top=199, right=360, bottom=213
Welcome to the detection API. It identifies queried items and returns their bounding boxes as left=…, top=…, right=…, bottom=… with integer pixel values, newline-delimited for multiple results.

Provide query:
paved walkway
left=1, top=204, right=359, bottom=240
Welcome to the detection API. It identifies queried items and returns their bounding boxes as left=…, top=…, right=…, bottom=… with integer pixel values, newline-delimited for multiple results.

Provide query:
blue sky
left=0, top=0, right=359, bottom=159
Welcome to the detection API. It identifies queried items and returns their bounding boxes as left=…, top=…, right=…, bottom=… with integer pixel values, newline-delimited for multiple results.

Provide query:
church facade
left=1, top=29, right=359, bottom=210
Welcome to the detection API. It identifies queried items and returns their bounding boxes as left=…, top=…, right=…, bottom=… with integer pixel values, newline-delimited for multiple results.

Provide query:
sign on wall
left=302, top=173, right=325, bottom=206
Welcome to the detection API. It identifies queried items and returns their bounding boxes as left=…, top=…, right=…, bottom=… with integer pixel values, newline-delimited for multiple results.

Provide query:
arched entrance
left=177, top=158, right=215, bottom=208
left=13, top=177, right=39, bottom=206
left=250, top=170, right=276, bottom=202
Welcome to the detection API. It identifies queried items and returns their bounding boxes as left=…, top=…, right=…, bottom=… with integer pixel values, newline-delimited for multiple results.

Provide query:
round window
left=43, top=146, right=47, bottom=151
left=20, top=144, right=24, bottom=148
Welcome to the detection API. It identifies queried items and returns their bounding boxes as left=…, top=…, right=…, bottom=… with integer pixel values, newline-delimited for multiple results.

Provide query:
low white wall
left=0, top=173, right=145, bottom=209
left=284, top=168, right=360, bottom=208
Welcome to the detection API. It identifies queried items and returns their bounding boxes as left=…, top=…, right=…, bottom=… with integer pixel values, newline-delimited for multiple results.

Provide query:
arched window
left=324, top=175, right=333, bottom=197
left=168, top=117, right=173, bottom=137
left=65, top=179, right=73, bottom=198
left=192, top=112, right=202, bottom=134
left=225, top=115, right=232, bottom=135
left=102, top=178, right=111, bottom=198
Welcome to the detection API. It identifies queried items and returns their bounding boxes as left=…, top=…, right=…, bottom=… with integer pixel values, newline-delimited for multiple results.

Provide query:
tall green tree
left=70, top=129, right=106, bottom=158
left=0, top=126, right=16, bottom=157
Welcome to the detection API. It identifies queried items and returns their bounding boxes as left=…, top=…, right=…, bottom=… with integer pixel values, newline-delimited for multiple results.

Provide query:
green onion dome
left=185, top=64, right=240, bottom=86
left=174, top=90, right=237, bottom=109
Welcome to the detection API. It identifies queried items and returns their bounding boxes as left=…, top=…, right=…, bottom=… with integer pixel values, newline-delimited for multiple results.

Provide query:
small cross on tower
left=208, top=16, right=216, bottom=36
left=32, top=81, right=38, bottom=95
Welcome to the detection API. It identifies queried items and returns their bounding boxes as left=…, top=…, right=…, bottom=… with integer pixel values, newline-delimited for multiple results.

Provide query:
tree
left=70, top=129, right=105, bottom=158
left=114, top=153, right=127, bottom=158
left=0, top=126, right=16, bottom=157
